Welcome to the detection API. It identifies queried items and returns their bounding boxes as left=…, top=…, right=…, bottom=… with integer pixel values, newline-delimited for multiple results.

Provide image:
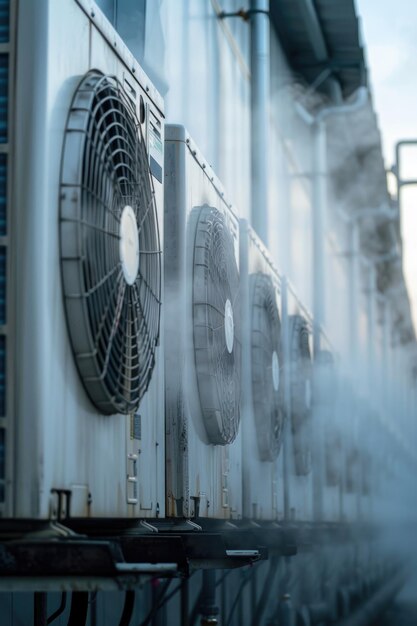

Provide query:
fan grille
left=251, top=273, right=284, bottom=461
left=193, top=205, right=241, bottom=445
left=60, top=71, right=161, bottom=415
left=290, top=314, right=313, bottom=475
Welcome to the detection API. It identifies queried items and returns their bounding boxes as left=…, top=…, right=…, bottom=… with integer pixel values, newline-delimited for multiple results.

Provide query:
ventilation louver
left=193, top=205, right=241, bottom=445
left=290, top=314, right=313, bottom=475
left=60, top=71, right=161, bottom=415
left=250, top=273, right=284, bottom=461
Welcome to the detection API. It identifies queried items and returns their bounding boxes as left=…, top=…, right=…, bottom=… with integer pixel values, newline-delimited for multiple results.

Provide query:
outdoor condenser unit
left=317, top=348, right=342, bottom=522
left=164, top=125, right=242, bottom=520
left=239, top=220, right=285, bottom=521
left=0, top=0, right=165, bottom=519
left=286, top=287, right=314, bottom=521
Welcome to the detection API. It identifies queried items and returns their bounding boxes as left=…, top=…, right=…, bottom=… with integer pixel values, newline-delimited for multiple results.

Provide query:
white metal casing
left=164, top=125, right=242, bottom=520
left=239, top=220, right=285, bottom=521
left=9, top=0, right=165, bottom=518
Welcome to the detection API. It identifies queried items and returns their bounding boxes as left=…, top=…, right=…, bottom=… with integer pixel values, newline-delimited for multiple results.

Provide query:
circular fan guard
left=251, top=273, right=284, bottom=461
left=290, top=314, right=313, bottom=475
left=193, top=205, right=241, bottom=445
left=60, top=71, right=161, bottom=415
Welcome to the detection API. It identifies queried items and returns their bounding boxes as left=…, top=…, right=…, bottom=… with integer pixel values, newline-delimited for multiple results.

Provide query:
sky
left=356, top=0, right=417, bottom=330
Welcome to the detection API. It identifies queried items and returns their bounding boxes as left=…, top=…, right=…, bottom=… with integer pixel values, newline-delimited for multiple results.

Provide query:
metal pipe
left=281, top=277, right=291, bottom=521
left=312, top=118, right=327, bottom=356
left=181, top=579, right=190, bottom=626
left=119, top=590, right=135, bottom=626
left=199, top=570, right=219, bottom=625
left=67, top=592, right=89, bottom=626
left=34, top=592, right=47, bottom=626
left=366, top=265, right=376, bottom=391
left=250, top=0, right=270, bottom=243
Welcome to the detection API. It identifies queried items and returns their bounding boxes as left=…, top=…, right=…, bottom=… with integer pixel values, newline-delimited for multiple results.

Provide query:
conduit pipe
left=250, top=0, right=270, bottom=244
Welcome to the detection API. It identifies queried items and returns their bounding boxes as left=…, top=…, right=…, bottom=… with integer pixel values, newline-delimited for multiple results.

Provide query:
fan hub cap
left=120, top=205, right=140, bottom=285
left=272, top=350, right=280, bottom=391
left=224, top=299, right=234, bottom=354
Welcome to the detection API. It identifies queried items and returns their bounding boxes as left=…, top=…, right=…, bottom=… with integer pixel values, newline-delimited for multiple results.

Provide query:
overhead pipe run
left=250, top=0, right=270, bottom=244
left=217, top=1, right=270, bottom=244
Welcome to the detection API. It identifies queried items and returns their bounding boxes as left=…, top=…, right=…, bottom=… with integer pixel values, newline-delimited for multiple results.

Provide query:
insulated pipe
left=250, top=0, right=270, bottom=243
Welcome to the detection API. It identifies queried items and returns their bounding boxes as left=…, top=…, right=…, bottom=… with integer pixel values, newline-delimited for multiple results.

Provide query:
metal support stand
left=250, top=0, right=270, bottom=243
left=119, top=590, right=135, bottom=626
left=181, top=579, right=189, bottom=626
left=67, top=592, right=89, bottom=626
left=199, top=570, right=219, bottom=625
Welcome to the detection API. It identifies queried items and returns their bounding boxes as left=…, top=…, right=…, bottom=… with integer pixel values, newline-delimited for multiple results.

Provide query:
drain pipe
left=250, top=0, right=270, bottom=243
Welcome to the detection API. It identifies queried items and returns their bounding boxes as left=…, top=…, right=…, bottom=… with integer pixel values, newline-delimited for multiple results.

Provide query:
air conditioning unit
left=316, top=348, right=342, bottom=522
left=286, top=286, right=314, bottom=521
left=164, top=125, right=242, bottom=520
left=2, top=0, right=165, bottom=519
left=239, top=220, right=285, bottom=521
left=342, top=383, right=360, bottom=522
